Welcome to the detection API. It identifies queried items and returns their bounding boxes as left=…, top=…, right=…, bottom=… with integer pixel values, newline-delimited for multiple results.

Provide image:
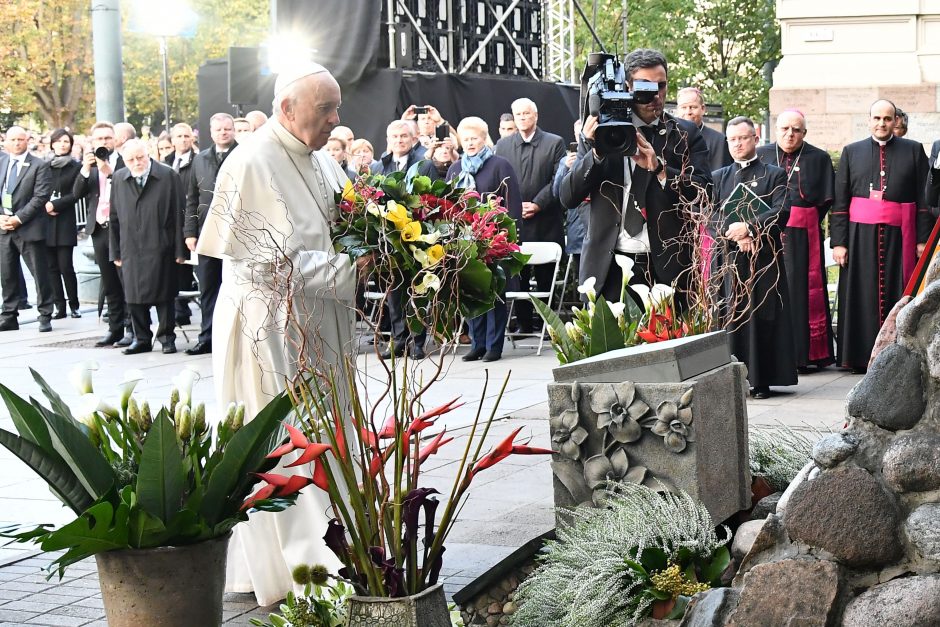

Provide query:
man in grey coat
left=110, top=139, right=186, bottom=355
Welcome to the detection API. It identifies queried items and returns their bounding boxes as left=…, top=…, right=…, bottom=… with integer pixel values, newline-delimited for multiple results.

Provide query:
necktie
left=136, top=175, right=145, bottom=190
left=5, top=161, right=18, bottom=193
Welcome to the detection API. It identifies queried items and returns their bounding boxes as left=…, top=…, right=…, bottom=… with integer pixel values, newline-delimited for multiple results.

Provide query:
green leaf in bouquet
left=530, top=296, right=584, bottom=363
left=458, top=258, right=493, bottom=298
left=500, top=251, right=529, bottom=277
left=199, top=392, right=293, bottom=526
left=40, top=500, right=132, bottom=577
left=589, top=295, right=626, bottom=356
left=336, top=234, right=366, bottom=251
left=43, top=410, right=115, bottom=501
left=430, top=179, right=450, bottom=196
left=639, top=547, right=668, bottom=573
left=135, top=412, right=185, bottom=525
left=0, top=426, right=93, bottom=514
left=410, top=175, right=432, bottom=194
left=700, top=545, right=730, bottom=586
left=0, top=383, right=55, bottom=454
left=30, top=368, right=76, bottom=423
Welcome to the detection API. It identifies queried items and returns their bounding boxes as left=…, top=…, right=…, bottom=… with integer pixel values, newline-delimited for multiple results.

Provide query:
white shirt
left=614, top=115, right=667, bottom=254
left=4, top=153, right=27, bottom=191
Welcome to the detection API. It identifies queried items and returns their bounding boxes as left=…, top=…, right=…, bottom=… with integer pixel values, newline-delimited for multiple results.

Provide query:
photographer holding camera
left=560, top=48, right=711, bottom=306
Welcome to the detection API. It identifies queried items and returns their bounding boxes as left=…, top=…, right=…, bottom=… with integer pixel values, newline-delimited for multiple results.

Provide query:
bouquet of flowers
left=332, top=170, right=528, bottom=339
left=532, top=256, right=708, bottom=364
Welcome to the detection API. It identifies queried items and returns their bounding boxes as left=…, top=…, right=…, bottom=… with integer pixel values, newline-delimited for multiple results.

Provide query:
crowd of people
left=1, top=47, right=935, bottom=397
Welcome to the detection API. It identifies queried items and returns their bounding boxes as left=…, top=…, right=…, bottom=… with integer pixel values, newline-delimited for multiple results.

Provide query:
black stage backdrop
left=197, top=63, right=580, bottom=152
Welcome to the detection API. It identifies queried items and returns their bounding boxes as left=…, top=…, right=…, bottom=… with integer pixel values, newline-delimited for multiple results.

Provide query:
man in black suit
left=927, top=138, right=940, bottom=218
left=675, top=87, right=733, bottom=172
left=372, top=119, right=439, bottom=359
left=0, top=126, right=54, bottom=331
left=182, top=113, right=238, bottom=355
left=74, top=121, right=131, bottom=346
left=110, top=139, right=186, bottom=355
left=561, top=49, right=712, bottom=306
left=495, top=97, right=567, bottom=332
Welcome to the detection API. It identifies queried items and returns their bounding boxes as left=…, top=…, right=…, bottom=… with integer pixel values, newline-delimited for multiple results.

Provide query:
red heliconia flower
left=406, top=398, right=464, bottom=436
left=333, top=412, right=347, bottom=461
left=418, top=429, right=454, bottom=463
left=266, top=423, right=311, bottom=458
left=312, top=458, right=329, bottom=491
left=469, top=427, right=553, bottom=478
left=276, top=474, right=313, bottom=496
left=240, top=483, right=277, bottom=511
left=253, top=473, right=292, bottom=487
left=284, top=442, right=332, bottom=468
left=376, top=413, right=398, bottom=439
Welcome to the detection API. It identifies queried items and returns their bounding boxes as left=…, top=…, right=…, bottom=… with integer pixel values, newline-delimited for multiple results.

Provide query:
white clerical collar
left=735, top=156, right=759, bottom=168
left=871, top=136, right=891, bottom=147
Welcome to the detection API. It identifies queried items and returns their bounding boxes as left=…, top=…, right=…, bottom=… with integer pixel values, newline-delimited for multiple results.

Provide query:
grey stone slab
left=552, top=331, right=732, bottom=384
left=44, top=606, right=104, bottom=620
left=22, top=614, right=88, bottom=626
left=0, top=612, right=38, bottom=623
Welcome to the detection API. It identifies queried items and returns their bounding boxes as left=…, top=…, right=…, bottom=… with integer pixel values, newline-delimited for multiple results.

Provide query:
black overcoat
left=109, top=160, right=186, bottom=304
left=45, top=159, right=81, bottom=247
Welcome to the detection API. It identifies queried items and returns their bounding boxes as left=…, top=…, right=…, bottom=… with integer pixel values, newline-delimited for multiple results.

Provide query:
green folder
left=720, top=181, right=772, bottom=224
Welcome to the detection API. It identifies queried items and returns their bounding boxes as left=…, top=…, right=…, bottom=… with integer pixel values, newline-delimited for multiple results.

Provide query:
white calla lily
left=607, top=301, right=627, bottom=319
left=118, top=369, right=145, bottom=410
left=631, top=283, right=653, bottom=310
left=366, top=201, right=382, bottom=217
left=172, top=366, right=201, bottom=408
left=68, top=361, right=99, bottom=395
left=414, top=272, right=442, bottom=295
left=650, top=284, right=675, bottom=308
left=576, top=276, right=597, bottom=300
left=418, top=231, right=441, bottom=245
left=614, top=255, right=635, bottom=284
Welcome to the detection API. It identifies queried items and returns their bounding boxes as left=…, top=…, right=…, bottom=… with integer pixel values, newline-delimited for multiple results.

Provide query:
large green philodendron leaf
left=199, top=392, right=294, bottom=526
left=0, top=383, right=55, bottom=454
left=589, top=295, right=626, bottom=356
left=0, top=427, right=93, bottom=514
left=30, top=368, right=76, bottom=423
left=42, top=411, right=115, bottom=501
left=530, top=296, right=585, bottom=362
left=40, top=500, right=131, bottom=578
left=135, top=412, right=185, bottom=525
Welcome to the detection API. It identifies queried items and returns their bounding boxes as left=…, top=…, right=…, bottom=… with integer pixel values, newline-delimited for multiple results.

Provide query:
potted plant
left=0, top=364, right=300, bottom=627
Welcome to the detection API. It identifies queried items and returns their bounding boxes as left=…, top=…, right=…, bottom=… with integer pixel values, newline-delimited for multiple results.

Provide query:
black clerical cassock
left=830, top=136, right=932, bottom=370
left=711, top=159, right=797, bottom=390
left=757, top=141, right=836, bottom=368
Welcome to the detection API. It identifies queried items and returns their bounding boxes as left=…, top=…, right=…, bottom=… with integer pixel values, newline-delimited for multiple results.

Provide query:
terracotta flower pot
left=651, top=597, right=677, bottom=619
left=346, top=582, right=451, bottom=627
left=95, top=533, right=230, bottom=627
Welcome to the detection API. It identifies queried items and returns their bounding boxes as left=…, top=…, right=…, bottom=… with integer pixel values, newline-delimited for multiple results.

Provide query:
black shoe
left=162, top=343, right=177, bottom=354
left=122, top=341, right=152, bottom=355
left=750, top=386, right=771, bottom=399
left=95, top=331, right=123, bottom=347
left=38, top=319, right=52, bottom=333
left=185, top=341, right=211, bottom=355
left=410, top=344, right=426, bottom=360
left=462, top=347, right=486, bottom=362
left=70, top=310, right=82, bottom=319
left=482, top=350, right=502, bottom=362
left=0, top=319, right=19, bottom=331
left=114, top=334, right=134, bottom=348
left=17, top=302, right=32, bottom=310
left=52, top=310, right=67, bottom=320
left=379, top=344, right=406, bottom=360
left=176, top=317, right=191, bottom=326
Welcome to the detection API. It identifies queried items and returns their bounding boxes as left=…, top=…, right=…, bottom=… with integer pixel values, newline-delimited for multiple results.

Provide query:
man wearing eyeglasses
left=712, top=117, right=795, bottom=399
left=831, top=99, right=931, bottom=374
left=561, top=48, right=711, bottom=307
left=757, top=109, right=836, bottom=373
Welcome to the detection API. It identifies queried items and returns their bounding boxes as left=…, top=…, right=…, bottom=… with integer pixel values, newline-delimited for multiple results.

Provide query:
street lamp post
left=160, top=36, right=171, bottom=135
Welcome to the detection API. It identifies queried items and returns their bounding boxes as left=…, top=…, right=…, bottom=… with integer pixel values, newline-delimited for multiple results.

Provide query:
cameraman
left=560, top=49, right=711, bottom=306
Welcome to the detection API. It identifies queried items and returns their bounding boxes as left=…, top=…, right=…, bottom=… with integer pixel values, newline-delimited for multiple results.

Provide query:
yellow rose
left=400, top=221, right=422, bottom=242
left=386, top=201, right=410, bottom=227
left=426, top=244, right=445, bottom=266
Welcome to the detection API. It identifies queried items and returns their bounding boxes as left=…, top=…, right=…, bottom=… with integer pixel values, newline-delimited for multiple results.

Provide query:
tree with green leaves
left=573, top=0, right=780, bottom=120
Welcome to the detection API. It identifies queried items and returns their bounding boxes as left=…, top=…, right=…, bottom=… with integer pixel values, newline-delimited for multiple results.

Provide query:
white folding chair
left=824, top=237, right=838, bottom=326
left=505, top=241, right=564, bottom=355
left=175, top=256, right=200, bottom=344
left=554, top=253, right=576, bottom=315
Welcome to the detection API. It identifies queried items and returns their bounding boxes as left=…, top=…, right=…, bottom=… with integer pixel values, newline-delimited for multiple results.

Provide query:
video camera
left=583, top=53, right=659, bottom=156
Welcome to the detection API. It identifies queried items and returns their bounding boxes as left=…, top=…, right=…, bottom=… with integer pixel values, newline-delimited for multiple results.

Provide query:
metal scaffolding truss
left=543, top=0, right=577, bottom=83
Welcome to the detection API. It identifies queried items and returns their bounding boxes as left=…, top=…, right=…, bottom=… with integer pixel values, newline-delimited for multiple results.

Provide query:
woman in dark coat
left=45, top=128, right=82, bottom=318
left=447, top=117, right=523, bottom=362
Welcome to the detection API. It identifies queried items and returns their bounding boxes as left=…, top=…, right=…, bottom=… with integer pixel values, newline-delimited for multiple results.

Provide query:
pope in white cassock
left=196, top=62, right=356, bottom=605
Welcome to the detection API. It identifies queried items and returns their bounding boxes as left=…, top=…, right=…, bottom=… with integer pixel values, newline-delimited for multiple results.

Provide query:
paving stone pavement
left=0, top=303, right=859, bottom=623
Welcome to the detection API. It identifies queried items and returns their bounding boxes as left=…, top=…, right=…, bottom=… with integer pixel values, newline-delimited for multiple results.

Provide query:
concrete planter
left=346, top=582, right=451, bottom=627
left=95, top=533, right=230, bottom=627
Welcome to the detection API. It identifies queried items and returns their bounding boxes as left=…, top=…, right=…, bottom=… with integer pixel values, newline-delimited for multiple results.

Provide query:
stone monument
left=547, top=331, right=752, bottom=525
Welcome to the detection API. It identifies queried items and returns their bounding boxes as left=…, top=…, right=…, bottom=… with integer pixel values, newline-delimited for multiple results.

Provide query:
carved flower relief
left=589, top=382, right=651, bottom=443
left=650, top=388, right=695, bottom=453
left=550, top=408, right=589, bottom=461
left=583, top=448, right=648, bottom=506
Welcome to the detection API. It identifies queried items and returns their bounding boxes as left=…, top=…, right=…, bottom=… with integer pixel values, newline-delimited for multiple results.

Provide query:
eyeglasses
left=777, top=126, right=805, bottom=135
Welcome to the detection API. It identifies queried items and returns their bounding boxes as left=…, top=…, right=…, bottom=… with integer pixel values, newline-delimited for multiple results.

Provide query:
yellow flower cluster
left=650, top=564, right=710, bottom=598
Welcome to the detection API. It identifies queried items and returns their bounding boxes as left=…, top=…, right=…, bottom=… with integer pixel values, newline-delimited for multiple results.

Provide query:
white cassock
left=197, top=117, right=355, bottom=605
